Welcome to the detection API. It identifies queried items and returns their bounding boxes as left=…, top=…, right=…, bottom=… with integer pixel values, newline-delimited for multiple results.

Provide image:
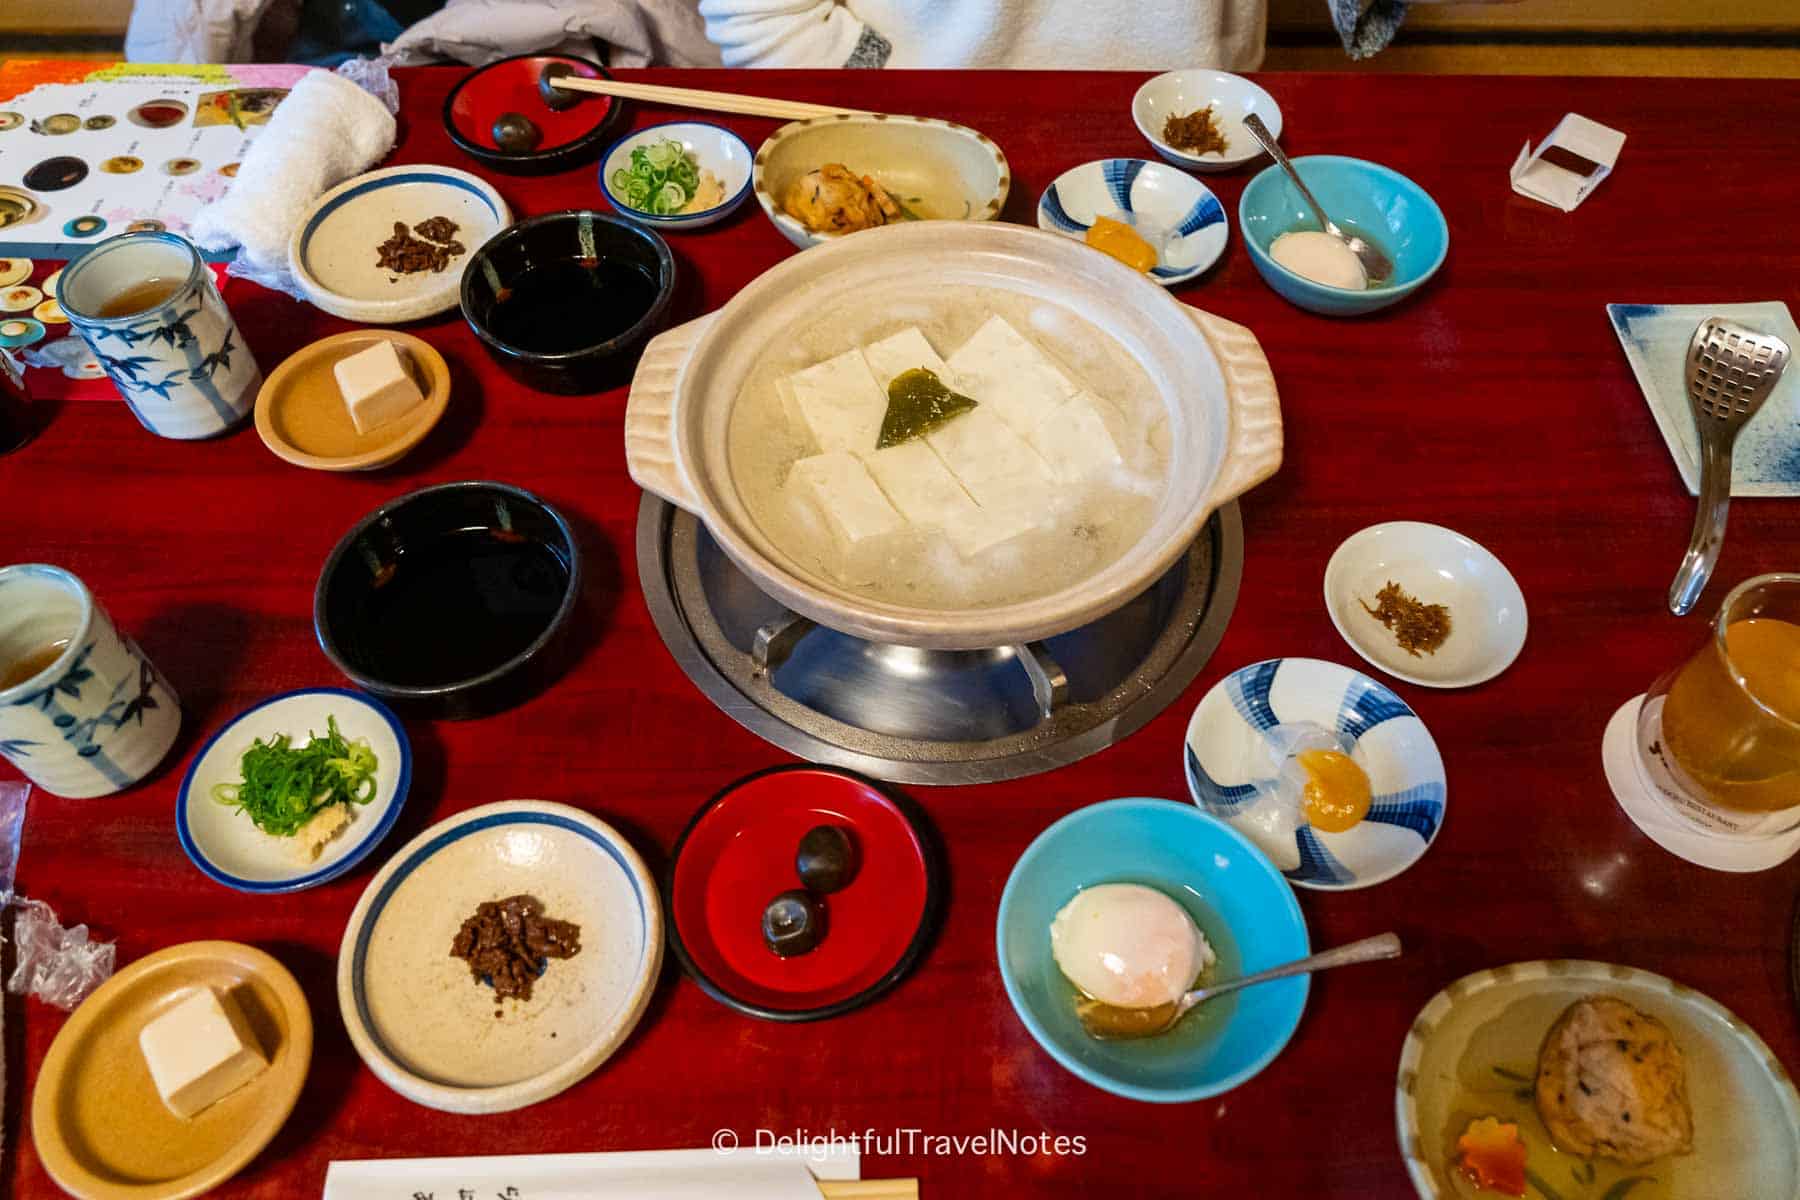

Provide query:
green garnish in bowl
left=611, top=138, right=703, bottom=216
left=212, top=715, right=379, bottom=837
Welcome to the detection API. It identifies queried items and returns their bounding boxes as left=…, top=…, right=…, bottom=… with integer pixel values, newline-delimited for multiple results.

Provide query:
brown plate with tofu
left=254, top=330, right=449, bottom=472
left=31, top=940, right=312, bottom=1200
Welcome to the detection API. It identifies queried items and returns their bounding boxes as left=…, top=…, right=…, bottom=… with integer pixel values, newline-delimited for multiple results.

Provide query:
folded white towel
left=189, top=69, right=397, bottom=272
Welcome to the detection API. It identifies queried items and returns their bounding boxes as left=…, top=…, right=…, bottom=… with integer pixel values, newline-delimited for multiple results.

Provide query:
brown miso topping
left=1161, top=106, right=1229, bottom=156
left=449, top=894, right=582, bottom=1003
left=1360, top=580, right=1452, bottom=657
left=375, top=216, right=465, bottom=276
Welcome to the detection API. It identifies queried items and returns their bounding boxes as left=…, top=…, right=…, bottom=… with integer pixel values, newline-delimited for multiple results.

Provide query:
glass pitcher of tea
left=1635, top=574, right=1800, bottom=839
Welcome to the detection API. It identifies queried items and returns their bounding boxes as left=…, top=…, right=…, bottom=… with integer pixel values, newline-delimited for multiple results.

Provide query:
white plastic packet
left=7, top=897, right=116, bottom=1011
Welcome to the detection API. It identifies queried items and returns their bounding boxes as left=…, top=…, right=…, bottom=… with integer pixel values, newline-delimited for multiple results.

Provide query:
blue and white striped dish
left=177, top=688, right=411, bottom=893
left=1036, top=158, right=1228, bottom=287
left=1184, top=658, right=1446, bottom=891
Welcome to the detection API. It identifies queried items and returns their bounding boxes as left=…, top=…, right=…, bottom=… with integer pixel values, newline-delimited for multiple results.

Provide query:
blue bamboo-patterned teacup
left=0, top=564, right=182, bottom=798
left=59, top=231, right=260, bottom=439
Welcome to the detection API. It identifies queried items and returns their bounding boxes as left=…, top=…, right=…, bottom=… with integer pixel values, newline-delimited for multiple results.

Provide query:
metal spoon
left=1075, top=931, right=1402, bottom=1040
left=1241, top=113, right=1393, bottom=285
left=1668, top=318, right=1791, bottom=616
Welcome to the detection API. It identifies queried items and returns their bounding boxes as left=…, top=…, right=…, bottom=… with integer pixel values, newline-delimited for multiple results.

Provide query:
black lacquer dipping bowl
left=460, top=210, right=676, bottom=394
left=315, top=480, right=582, bottom=718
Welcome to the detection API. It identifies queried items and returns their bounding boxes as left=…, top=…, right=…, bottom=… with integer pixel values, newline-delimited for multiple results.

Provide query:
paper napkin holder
left=1510, top=114, right=1625, bottom=213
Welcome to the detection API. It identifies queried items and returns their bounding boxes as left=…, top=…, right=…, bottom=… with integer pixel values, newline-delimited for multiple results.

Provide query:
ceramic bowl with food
left=1398, top=960, right=1800, bottom=1200
left=1036, top=158, right=1228, bottom=287
left=1324, top=521, right=1527, bottom=688
left=32, top=941, right=312, bottom=1200
left=1239, top=155, right=1448, bottom=317
left=337, top=800, right=663, bottom=1114
left=623, top=220, right=1281, bottom=650
left=601, top=121, right=753, bottom=231
left=752, top=114, right=1009, bottom=250
left=461, top=209, right=675, bottom=394
left=314, top=480, right=582, bottom=718
left=290, top=165, right=510, bottom=324
left=442, top=53, right=627, bottom=176
left=176, top=687, right=412, bottom=894
left=1183, top=657, right=1446, bottom=890
left=1132, top=70, right=1283, bottom=172
left=254, top=330, right=449, bottom=472
left=996, top=797, right=1310, bottom=1103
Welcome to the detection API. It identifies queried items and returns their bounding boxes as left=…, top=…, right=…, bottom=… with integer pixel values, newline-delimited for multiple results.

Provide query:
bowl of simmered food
left=752, top=114, right=1010, bottom=250
left=623, top=220, right=1282, bottom=650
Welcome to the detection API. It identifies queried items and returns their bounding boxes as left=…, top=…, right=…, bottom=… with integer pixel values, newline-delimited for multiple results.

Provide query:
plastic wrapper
left=6, top=896, right=115, bottom=1012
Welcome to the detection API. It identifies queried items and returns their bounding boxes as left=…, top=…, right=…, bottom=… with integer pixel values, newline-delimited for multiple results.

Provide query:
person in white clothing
left=699, top=0, right=1514, bottom=71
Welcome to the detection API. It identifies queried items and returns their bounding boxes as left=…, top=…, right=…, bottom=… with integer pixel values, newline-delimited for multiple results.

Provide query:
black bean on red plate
left=796, top=824, right=859, bottom=893
left=763, top=888, right=825, bottom=957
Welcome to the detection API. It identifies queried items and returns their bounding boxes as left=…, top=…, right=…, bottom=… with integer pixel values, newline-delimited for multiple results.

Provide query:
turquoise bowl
left=996, top=798, right=1310, bottom=1103
left=1238, top=155, right=1448, bottom=316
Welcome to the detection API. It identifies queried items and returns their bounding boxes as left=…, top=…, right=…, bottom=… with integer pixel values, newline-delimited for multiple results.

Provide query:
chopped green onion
left=211, top=715, right=379, bottom=837
left=612, top=138, right=704, bottom=216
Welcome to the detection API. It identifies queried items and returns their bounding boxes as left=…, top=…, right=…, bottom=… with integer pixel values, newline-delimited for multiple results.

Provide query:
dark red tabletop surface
left=6, top=67, right=1800, bottom=1198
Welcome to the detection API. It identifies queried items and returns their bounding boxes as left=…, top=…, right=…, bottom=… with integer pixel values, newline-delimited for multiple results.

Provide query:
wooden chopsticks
left=817, top=1179, right=920, bottom=1199
left=546, top=76, right=871, bottom=122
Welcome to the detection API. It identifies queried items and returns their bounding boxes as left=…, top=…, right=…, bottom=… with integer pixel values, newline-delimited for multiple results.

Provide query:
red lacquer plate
left=442, top=53, right=626, bottom=175
left=668, top=765, right=943, bottom=1021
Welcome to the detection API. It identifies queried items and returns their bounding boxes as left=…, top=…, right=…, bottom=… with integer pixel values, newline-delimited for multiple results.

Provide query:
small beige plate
left=337, top=799, right=664, bottom=1114
left=1397, top=959, right=1800, bottom=1199
left=0, top=256, right=32, bottom=288
left=32, top=941, right=313, bottom=1200
left=254, top=330, right=449, bottom=471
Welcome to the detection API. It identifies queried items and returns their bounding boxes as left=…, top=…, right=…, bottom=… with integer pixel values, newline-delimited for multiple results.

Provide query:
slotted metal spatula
left=1668, top=318, right=1791, bottom=615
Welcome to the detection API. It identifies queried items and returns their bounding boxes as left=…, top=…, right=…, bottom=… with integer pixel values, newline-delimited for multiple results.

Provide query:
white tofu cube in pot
left=786, top=451, right=905, bottom=548
left=778, top=349, right=887, bottom=457
left=945, top=315, right=1079, bottom=435
left=1029, top=391, right=1124, bottom=483
left=866, top=440, right=979, bottom=530
left=860, top=326, right=949, bottom=386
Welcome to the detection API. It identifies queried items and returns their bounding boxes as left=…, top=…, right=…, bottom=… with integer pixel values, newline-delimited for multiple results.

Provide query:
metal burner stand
left=636, top=497, right=1243, bottom=785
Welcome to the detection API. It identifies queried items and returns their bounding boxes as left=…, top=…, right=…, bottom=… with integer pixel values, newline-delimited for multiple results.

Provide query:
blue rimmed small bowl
left=1037, top=158, right=1228, bottom=287
left=1239, top=155, right=1447, bottom=316
left=997, top=797, right=1309, bottom=1103
left=601, top=121, right=753, bottom=232
left=336, top=799, right=662, bottom=1113
left=1184, top=657, right=1446, bottom=891
left=176, top=687, right=411, bottom=893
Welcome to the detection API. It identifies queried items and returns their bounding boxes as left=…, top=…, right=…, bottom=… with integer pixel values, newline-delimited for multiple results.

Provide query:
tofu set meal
left=10, top=53, right=1797, bottom=1200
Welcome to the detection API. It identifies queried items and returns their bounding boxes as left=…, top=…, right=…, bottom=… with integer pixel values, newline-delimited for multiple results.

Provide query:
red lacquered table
left=6, top=68, right=1800, bottom=1198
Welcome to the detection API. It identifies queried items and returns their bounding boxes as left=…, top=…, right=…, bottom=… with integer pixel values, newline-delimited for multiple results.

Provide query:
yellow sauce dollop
left=1084, top=216, right=1158, bottom=273
left=1297, top=749, right=1372, bottom=832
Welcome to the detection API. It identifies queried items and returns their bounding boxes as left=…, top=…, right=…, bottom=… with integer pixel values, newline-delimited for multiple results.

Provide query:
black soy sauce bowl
left=314, top=480, right=582, bottom=720
left=459, top=210, right=676, bottom=395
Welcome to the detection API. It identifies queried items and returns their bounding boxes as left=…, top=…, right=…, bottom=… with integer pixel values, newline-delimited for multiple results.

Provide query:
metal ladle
left=1241, top=113, right=1393, bottom=285
left=1668, top=317, right=1791, bottom=615
left=1075, top=932, right=1402, bottom=1040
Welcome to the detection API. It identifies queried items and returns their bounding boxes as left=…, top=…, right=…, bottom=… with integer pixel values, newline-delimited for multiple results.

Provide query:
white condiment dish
left=1036, top=158, right=1228, bottom=287
left=1131, top=70, right=1283, bottom=172
left=289, top=165, right=510, bottom=324
left=1323, top=521, right=1527, bottom=688
left=601, top=120, right=753, bottom=232
left=337, top=799, right=663, bottom=1114
left=177, top=687, right=412, bottom=892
